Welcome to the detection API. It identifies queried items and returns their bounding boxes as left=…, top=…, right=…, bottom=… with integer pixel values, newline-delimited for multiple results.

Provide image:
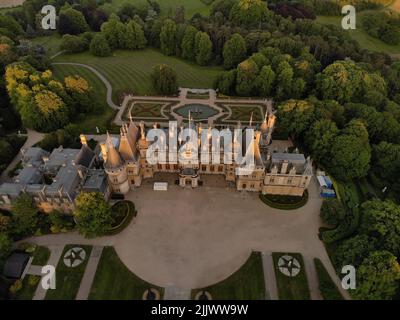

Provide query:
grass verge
left=191, top=252, right=265, bottom=300
left=314, top=258, right=344, bottom=300
left=272, top=252, right=311, bottom=300
left=45, top=245, right=92, bottom=300
left=89, top=246, right=164, bottom=300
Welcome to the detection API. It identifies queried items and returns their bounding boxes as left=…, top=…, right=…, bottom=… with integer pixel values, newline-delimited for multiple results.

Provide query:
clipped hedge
left=104, top=201, right=136, bottom=235
left=314, top=258, right=344, bottom=300
left=259, top=191, right=308, bottom=210
left=322, top=178, right=362, bottom=243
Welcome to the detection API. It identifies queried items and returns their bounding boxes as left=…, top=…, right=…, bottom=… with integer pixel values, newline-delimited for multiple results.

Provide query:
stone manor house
left=0, top=112, right=313, bottom=213
left=0, top=135, right=108, bottom=213
left=101, top=111, right=313, bottom=196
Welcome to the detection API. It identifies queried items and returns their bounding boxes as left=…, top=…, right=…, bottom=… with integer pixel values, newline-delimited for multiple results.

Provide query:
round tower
left=104, top=134, right=130, bottom=194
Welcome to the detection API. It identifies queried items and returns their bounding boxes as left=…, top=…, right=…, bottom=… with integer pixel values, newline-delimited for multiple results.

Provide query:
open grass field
left=54, top=49, right=222, bottom=102
left=105, top=0, right=210, bottom=18
left=45, top=245, right=92, bottom=300
left=31, top=34, right=63, bottom=57
left=191, top=252, right=265, bottom=300
left=52, top=63, right=116, bottom=133
left=316, top=14, right=400, bottom=55
left=89, top=246, right=164, bottom=300
left=272, top=252, right=311, bottom=300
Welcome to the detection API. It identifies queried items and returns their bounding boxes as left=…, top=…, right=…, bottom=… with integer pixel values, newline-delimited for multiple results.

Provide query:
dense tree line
left=5, top=62, right=95, bottom=132
left=362, top=11, right=400, bottom=45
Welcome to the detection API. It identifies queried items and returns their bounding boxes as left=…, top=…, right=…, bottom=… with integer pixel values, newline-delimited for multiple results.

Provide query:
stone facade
left=101, top=111, right=313, bottom=197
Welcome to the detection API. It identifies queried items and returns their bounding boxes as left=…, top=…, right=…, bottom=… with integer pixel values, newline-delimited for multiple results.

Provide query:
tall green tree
left=214, top=70, right=237, bottom=95
left=151, top=64, right=178, bottom=95
left=371, top=141, right=400, bottom=182
left=329, top=133, right=371, bottom=181
left=160, top=19, right=178, bottom=56
left=332, top=235, right=377, bottom=269
left=125, top=20, right=147, bottom=49
left=305, top=119, right=338, bottom=164
left=73, top=192, right=113, bottom=238
left=277, top=100, right=315, bottom=138
left=90, top=33, right=112, bottom=57
left=181, top=26, right=198, bottom=61
left=256, top=65, right=275, bottom=97
left=11, top=194, right=38, bottom=237
left=223, top=33, right=247, bottom=69
left=235, top=59, right=259, bottom=96
left=100, top=15, right=127, bottom=49
left=59, top=8, right=89, bottom=35
left=353, top=251, right=400, bottom=300
left=194, top=32, right=212, bottom=66
left=229, top=0, right=269, bottom=28
left=361, top=199, right=400, bottom=255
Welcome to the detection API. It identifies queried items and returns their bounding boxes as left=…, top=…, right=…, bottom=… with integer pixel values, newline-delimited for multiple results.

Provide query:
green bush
left=320, top=198, right=347, bottom=226
left=104, top=201, right=136, bottom=235
left=321, top=207, right=360, bottom=243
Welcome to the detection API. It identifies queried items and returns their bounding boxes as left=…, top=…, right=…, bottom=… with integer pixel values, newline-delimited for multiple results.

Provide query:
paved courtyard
left=116, top=177, right=325, bottom=289
left=24, top=176, right=349, bottom=298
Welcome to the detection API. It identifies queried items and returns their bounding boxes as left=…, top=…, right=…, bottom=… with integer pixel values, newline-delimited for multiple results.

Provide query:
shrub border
left=104, top=201, right=136, bottom=236
left=259, top=190, right=309, bottom=210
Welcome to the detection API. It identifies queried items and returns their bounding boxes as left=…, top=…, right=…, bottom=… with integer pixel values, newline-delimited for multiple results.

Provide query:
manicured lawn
left=31, top=34, right=64, bottom=57
left=106, top=0, right=210, bottom=18
left=52, top=63, right=116, bottom=133
left=191, top=252, right=266, bottom=300
left=53, top=49, right=222, bottom=102
left=89, top=246, right=164, bottom=300
left=272, top=252, right=311, bottom=300
left=32, top=245, right=51, bottom=265
left=45, top=245, right=92, bottom=300
left=314, top=258, right=344, bottom=300
left=316, top=15, right=400, bottom=55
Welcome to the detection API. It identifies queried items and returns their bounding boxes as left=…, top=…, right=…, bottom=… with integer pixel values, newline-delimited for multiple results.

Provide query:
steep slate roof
left=14, top=167, right=42, bottom=184
left=45, top=166, right=82, bottom=198
left=21, top=147, right=48, bottom=166
left=0, top=183, right=24, bottom=197
left=105, top=137, right=123, bottom=169
left=75, top=145, right=95, bottom=168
